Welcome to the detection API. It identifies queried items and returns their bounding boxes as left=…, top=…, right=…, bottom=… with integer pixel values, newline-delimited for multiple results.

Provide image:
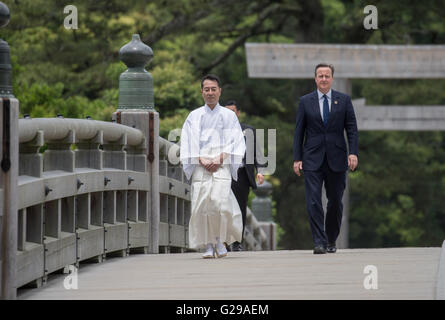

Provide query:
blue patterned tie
left=323, top=94, right=329, bottom=126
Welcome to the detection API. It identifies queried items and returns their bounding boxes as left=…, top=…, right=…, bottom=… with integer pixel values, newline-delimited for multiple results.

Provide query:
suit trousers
left=303, top=156, right=346, bottom=247
left=231, top=167, right=250, bottom=241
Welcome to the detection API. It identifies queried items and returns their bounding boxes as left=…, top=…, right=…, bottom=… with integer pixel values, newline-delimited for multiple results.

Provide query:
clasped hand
left=199, top=155, right=223, bottom=173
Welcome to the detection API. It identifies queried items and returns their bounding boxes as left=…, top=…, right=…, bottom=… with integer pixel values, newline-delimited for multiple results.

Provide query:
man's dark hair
left=224, top=100, right=240, bottom=111
left=315, top=63, right=335, bottom=77
left=201, top=74, right=221, bottom=89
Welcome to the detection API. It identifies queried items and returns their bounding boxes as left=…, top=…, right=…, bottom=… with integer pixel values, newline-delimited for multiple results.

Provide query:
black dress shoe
left=231, top=241, right=243, bottom=251
left=327, top=243, right=337, bottom=253
left=313, top=245, right=326, bottom=254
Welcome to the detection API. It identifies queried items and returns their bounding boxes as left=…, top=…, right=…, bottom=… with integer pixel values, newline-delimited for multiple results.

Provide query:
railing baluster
left=17, top=209, right=26, bottom=251
left=126, top=142, right=147, bottom=173
left=26, top=204, right=43, bottom=244
left=127, top=190, right=137, bottom=222
left=19, top=130, right=43, bottom=178
left=61, top=197, right=75, bottom=234
left=138, top=191, right=148, bottom=222
left=44, top=130, right=75, bottom=172
left=76, top=131, right=103, bottom=170
left=103, top=191, right=116, bottom=225
left=90, top=192, right=103, bottom=227
left=76, top=194, right=90, bottom=230
left=44, top=200, right=61, bottom=239
left=103, top=134, right=127, bottom=170
left=116, top=190, right=127, bottom=224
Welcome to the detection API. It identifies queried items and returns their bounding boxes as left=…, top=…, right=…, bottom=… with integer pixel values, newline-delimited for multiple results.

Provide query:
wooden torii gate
left=245, top=43, right=445, bottom=248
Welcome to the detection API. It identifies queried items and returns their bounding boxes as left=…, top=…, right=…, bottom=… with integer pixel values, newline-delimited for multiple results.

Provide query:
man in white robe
left=180, top=74, right=246, bottom=258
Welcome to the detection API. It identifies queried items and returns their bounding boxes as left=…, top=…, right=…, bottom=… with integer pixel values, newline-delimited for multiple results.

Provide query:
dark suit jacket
left=293, top=90, right=358, bottom=172
left=239, top=123, right=265, bottom=189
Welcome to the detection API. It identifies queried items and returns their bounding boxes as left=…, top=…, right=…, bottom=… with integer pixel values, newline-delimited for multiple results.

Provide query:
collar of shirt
left=317, top=89, right=332, bottom=101
left=204, top=103, right=221, bottom=113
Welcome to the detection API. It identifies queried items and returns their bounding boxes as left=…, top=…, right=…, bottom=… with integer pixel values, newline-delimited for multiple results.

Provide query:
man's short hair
left=224, top=100, right=240, bottom=111
left=315, top=63, right=335, bottom=77
left=201, top=74, right=221, bottom=89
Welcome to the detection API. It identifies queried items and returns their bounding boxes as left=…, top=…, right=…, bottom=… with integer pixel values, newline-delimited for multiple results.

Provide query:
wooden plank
left=353, top=99, right=445, bottom=131
left=17, top=248, right=441, bottom=300
left=246, top=43, right=445, bottom=79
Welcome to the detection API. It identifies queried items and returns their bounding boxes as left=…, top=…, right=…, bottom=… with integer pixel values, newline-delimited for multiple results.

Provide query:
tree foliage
left=3, top=0, right=445, bottom=248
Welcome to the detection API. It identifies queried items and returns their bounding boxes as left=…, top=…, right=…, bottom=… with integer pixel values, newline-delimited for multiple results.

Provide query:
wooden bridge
left=1, top=8, right=445, bottom=300
left=0, top=32, right=275, bottom=299
left=18, top=246, right=445, bottom=300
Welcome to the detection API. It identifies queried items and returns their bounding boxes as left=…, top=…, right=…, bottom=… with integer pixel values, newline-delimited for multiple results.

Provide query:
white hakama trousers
left=188, top=164, right=243, bottom=249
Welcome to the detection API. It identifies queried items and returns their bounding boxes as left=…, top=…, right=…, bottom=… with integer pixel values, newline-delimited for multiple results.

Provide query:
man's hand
left=199, top=157, right=216, bottom=172
left=348, top=154, right=358, bottom=171
left=199, top=156, right=221, bottom=173
left=199, top=157, right=209, bottom=167
left=256, top=173, right=264, bottom=185
left=293, top=161, right=303, bottom=176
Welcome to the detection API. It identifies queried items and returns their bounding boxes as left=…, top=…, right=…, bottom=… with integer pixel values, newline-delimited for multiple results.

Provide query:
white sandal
left=202, top=243, right=215, bottom=259
left=215, top=241, right=227, bottom=258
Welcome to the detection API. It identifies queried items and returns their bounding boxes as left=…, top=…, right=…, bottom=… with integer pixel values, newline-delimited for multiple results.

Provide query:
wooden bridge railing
left=0, top=27, right=275, bottom=299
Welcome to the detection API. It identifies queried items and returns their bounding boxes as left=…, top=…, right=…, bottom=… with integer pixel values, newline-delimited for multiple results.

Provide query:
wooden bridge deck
left=18, top=247, right=442, bottom=300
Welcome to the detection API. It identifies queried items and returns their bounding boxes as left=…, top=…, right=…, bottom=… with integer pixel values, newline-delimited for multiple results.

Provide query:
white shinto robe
left=180, top=103, right=246, bottom=249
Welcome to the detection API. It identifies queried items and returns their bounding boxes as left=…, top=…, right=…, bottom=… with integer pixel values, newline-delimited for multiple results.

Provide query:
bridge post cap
left=0, top=2, right=9, bottom=28
left=0, top=1, right=14, bottom=98
left=253, top=180, right=272, bottom=197
left=119, top=34, right=153, bottom=69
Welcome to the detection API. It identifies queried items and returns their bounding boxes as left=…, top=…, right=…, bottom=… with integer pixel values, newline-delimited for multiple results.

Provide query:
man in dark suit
left=293, top=63, right=358, bottom=254
left=225, top=100, right=265, bottom=251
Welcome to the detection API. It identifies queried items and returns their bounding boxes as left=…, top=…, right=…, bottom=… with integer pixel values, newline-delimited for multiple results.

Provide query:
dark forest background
left=3, top=0, right=445, bottom=248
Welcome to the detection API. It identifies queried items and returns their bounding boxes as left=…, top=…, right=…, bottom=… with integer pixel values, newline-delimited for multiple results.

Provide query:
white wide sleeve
left=180, top=116, right=199, bottom=180
left=223, top=113, right=246, bottom=181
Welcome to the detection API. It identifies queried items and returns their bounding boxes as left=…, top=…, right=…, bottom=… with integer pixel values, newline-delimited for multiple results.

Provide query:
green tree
left=4, top=0, right=445, bottom=249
